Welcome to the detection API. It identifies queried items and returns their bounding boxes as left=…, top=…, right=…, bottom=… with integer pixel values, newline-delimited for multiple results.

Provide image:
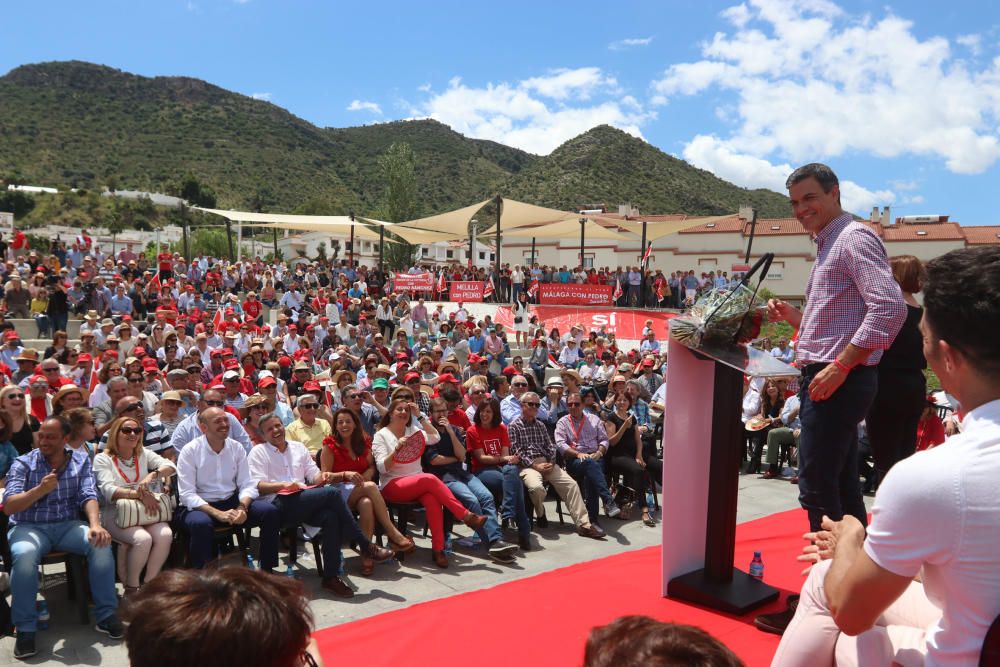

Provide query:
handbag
left=115, top=491, right=176, bottom=529
left=611, top=484, right=638, bottom=521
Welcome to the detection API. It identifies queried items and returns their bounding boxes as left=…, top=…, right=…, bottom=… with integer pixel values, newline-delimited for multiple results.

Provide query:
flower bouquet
left=670, top=283, right=765, bottom=349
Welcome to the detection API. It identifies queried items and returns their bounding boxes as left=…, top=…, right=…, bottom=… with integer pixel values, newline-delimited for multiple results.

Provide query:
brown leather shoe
left=321, top=577, right=355, bottom=598
left=789, top=476, right=799, bottom=484
left=762, top=470, right=779, bottom=480
left=577, top=524, right=606, bottom=540
left=388, top=535, right=416, bottom=554
left=361, top=543, right=394, bottom=563
left=463, top=513, right=488, bottom=530
left=432, top=550, right=449, bottom=568
left=754, top=595, right=799, bottom=635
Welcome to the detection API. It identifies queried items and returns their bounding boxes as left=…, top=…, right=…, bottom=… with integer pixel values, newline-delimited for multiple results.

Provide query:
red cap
left=210, top=349, right=225, bottom=358
left=4, top=331, right=18, bottom=341
left=404, top=372, right=421, bottom=383
left=258, top=376, right=277, bottom=388
left=278, top=356, right=292, bottom=368
left=142, top=358, right=159, bottom=371
left=225, top=308, right=234, bottom=315
left=467, top=353, right=483, bottom=364
left=288, top=324, right=297, bottom=332
left=437, top=373, right=459, bottom=384
left=305, top=324, right=315, bottom=331
left=359, top=315, right=367, bottom=320
left=104, top=350, right=119, bottom=361
left=77, top=353, right=92, bottom=363
left=134, top=347, right=147, bottom=357
left=122, top=314, right=132, bottom=321
left=303, top=380, right=322, bottom=393
left=501, top=365, right=518, bottom=376
left=395, top=352, right=409, bottom=361
left=223, top=358, right=239, bottom=370
left=641, top=358, right=655, bottom=367
left=319, top=316, right=329, bottom=322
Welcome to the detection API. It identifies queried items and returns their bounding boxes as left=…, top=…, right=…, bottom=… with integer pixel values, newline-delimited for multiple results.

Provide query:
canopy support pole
left=349, top=211, right=356, bottom=268
left=494, top=195, right=503, bottom=302
left=579, top=218, right=586, bottom=269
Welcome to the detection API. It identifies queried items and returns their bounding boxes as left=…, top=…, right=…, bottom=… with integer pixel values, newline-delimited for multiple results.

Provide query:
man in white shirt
left=248, top=413, right=393, bottom=597
left=771, top=246, right=1000, bottom=666
left=175, top=407, right=280, bottom=570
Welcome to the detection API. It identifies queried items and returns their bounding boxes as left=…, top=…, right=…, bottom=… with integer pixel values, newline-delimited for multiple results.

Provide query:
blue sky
left=2, top=0, right=999, bottom=225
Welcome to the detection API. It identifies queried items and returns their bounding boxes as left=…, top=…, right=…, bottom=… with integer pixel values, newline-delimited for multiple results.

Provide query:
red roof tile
left=962, top=225, right=1000, bottom=245
left=881, top=222, right=965, bottom=241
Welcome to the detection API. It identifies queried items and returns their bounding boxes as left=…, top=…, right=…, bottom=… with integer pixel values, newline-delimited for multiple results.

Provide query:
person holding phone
left=3, top=416, right=123, bottom=659
left=371, top=398, right=487, bottom=569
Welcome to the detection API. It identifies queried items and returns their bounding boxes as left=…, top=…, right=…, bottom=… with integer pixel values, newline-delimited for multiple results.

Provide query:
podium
left=661, top=334, right=799, bottom=615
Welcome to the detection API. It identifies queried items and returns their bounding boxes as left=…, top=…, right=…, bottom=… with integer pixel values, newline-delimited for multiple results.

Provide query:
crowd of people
left=0, top=234, right=676, bottom=660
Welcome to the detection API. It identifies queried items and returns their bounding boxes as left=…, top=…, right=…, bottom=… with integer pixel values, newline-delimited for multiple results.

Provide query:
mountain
left=0, top=60, right=789, bottom=222
left=505, top=125, right=790, bottom=217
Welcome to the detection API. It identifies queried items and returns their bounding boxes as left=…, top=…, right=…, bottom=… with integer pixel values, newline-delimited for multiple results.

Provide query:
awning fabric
left=193, top=207, right=391, bottom=227
left=244, top=221, right=388, bottom=242
left=362, top=221, right=469, bottom=245
left=493, top=217, right=637, bottom=241
left=497, top=199, right=579, bottom=230
left=590, top=214, right=736, bottom=241
left=395, top=199, right=493, bottom=235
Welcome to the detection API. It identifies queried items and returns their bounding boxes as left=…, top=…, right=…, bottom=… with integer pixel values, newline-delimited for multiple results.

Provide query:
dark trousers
left=275, top=486, right=367, bottom=576
left=798, top=364, right=877, bottom=532
left=566, top=458, right=614, bottom=524
left=176, top=494, right=280, bottom=570
left=608, top=454, right=662, bottom=510
left=865, top=368, right=926, bottom=479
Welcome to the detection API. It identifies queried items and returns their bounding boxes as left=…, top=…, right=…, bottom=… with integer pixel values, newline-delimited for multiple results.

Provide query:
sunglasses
left=42, top=367, right=59, bottom=373
left=119, top=427, right=143, bottom=436
left=128, top=378, right=143, bottom=384
left=123, top=403, right=143, bottom=412
left=567, top=402, right=582, bottom=407
left=522, top=402, right=540, bottom=408
left=512, top=383, right=528, bottom=388
left=204, top=400, right=225, bottom=407
left=7, top=394, right=24, bottom=400
left=471, top=390, right=485, bottom=395
left=345, top=394, right=359, bottom=400
left=300, top=403, right=319, bottom=410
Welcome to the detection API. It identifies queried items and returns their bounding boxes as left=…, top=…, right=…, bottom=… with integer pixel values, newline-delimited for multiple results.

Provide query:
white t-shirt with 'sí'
left=864, top=399, right=1000, bottom=667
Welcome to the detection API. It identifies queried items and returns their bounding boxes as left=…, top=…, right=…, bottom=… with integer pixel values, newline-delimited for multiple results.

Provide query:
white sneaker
left=605, top=501, right=621, bottom=518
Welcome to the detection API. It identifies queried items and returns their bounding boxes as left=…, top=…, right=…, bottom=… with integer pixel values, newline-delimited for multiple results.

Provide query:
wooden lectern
left=661, top=334, right=799, bottom=615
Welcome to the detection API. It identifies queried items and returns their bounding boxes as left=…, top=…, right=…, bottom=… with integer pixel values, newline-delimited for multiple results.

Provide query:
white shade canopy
left=492, top=217, right=638, bottom=241
left=193, top=207, right=392, bottom=227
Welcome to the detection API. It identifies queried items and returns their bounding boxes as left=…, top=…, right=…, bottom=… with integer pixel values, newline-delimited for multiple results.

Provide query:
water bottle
left=284, top=564, right=295, bottom=578
left=645, top=491, right=655, bottom=510
left=749, top=551, right=764, bottom=579
left=37, top=599, right=50, bottom=630
left=444, top=535, right=453, bottom=555
left=245, top=553, right=256, bottom=570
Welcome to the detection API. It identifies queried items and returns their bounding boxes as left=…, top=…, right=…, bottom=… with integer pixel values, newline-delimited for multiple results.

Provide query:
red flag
left=212, top=306, right=224, bottom=330
left=437, top=271, right=447, bottom=294
left=548, top=352, right=561, bottom=369
left=148, top=273, right=161, bottom=293
left=88, top=370, right=100, bottom=394
left=483, top=277, right=495, bottom=299
left=527, top=278, right=539, bottom=297
left=613, top=277, right=623, bottom=301
left=656, top=281, right=665, bottom=303
left=642, top=243, right=652, bottom=269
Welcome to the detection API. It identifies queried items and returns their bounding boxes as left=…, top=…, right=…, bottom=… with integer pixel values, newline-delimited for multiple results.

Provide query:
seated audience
left=371, top=398, right=487, bottom=569
left=3, top=416, right=123, bottom=659
left=604, top=391, right=661, bottom=526
left=248, top=412, right=393, bottom=597
left=93, top=416, right=176, bottom=598
left=555, top=392, right=620, bottom=524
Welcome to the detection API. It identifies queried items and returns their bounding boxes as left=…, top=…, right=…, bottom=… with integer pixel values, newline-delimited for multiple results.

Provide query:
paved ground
left=0, top=471, right=877, bottom=666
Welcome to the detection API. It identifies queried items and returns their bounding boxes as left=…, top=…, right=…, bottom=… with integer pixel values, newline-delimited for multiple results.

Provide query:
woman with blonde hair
left=93, top=416, right=176, bottom=598
left=89, top=360, right=123, bottom=408
left=65, top=406, right=98, bottom=459
left=0, top=385, right=38, bottom=455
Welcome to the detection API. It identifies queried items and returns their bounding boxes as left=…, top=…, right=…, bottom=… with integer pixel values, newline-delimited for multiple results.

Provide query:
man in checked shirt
left=4, top=416, right=123, bottom=658
left=508, top=393, right=606, bottom=539
left=757, top=163, right=904, bottom=635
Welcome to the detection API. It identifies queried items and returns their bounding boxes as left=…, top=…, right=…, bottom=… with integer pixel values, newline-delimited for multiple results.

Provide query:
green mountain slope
left=0, top=60, right=789, bottom=222
left=505, top=125, right=791, bottom=217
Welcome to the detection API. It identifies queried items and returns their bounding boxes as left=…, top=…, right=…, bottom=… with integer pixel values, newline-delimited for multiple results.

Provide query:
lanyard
left=113, top=455, right=140, bottom=484
left=569, top=415, right=587, bottom=444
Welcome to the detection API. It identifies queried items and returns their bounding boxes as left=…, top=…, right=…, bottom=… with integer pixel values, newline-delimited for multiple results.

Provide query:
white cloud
left=521, top=67, right=618, bottom=100
left=956, top=34, right=982, bottom=55
left=902, top=194, right=925, bottom=205
left=250, top=92, right=271, bottom=101
left=609, top=37, right=654, bottom=51
left=413, top=68, right=654, bottom=155
left=890, top=179, right=919, bottom=191
left=682, top=134, right=894, bottom=214
left=347, top=100, right=382, bottom=114
left=417, top=83, right=432, bottom=93
left=651, top=0, right=1000, bottom=181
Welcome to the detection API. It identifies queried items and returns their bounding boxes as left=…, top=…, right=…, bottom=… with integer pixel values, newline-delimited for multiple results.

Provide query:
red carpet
left=314, top=509, right=810, bottom=666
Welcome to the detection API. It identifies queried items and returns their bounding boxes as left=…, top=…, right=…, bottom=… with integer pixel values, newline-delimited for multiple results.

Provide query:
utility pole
left=225, top=217, right=234, bottom=261
left=348, top=210, right=356, bottom=268
left=740, top=206, right=758, bottom=264
left=181, top=203, right=191, bottom=261
left=579, top=217, right=586, bottom=269
left=494, top=195, right=503, bottom=301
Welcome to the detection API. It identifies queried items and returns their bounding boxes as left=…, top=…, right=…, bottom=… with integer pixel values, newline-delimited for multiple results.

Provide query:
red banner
left=392, top=272, right=434, bottom=291
left=449, top=281, right=484, bottom=302
left=538, top=283, right=613, bottom=306
left=494, top=305, right=676, bottom=341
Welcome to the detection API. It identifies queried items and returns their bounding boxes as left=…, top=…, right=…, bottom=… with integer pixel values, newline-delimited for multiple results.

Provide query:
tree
left=377, top=142, right=420, bottom=270
left=0, top=190, right=36, bottom=219
left=175, top=175, right=218, bottom=208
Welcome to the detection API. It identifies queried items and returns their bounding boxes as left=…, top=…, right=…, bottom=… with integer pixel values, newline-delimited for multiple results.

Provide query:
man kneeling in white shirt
left=248, top=412, right=393, bottom=598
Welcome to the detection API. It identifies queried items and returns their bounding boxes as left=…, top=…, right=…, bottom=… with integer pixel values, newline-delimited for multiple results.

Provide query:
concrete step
left=8, top=318, right=83, bottom=337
